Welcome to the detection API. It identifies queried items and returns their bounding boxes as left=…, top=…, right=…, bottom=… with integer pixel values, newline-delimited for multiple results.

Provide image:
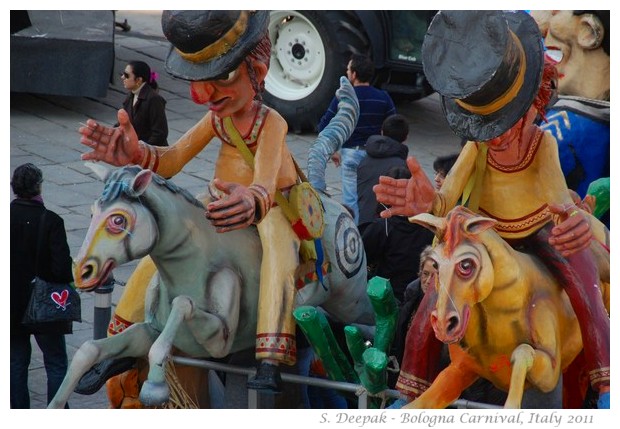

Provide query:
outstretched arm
left=307, top=77, right=359, bottom=192
left=80, top=109, right=141, bottom=166
left=373, top=157, right=435, bottom=218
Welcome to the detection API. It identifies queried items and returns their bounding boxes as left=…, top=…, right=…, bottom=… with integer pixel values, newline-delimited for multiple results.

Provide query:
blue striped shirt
left=318, top=85, right=396, bottom=149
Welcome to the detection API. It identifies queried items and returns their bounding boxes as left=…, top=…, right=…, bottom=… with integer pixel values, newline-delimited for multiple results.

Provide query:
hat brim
left=442, top=11, right=544, bottom=141
left=164, top=11, right=269, bottom=81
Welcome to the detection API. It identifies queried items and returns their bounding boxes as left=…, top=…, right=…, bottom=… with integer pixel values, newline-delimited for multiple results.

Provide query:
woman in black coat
left=10, top=163, right=74, bottom=408
left=119, top=60, right=169, bottom=147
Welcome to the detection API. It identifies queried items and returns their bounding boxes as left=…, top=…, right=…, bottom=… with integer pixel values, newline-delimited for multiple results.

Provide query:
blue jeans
left=297, top=346, right=348, bottom=409
left=10, top=333, right=69, bottom=408
left=340, top=148, right=368, bottom=224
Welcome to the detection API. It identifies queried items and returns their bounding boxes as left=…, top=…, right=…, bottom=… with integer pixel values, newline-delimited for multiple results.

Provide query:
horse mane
left=100, top=166, right=205, bottom=210
left=441, top=206, right=483, bottom=257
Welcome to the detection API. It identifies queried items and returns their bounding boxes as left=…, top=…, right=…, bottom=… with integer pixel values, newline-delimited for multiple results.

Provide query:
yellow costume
left=432, top=130, right=605, bottom=242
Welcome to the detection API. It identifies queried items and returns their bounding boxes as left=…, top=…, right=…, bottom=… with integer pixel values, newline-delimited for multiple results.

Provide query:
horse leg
left=141, top=269, right=242, bottom=406
left=404, top=357, right=479, bottom=409
left=141, top=295, right=193, bottom=406
left=47, top=323, right=157, bottom=408
left=505, top=344, right=536, bottom=408
left=184, top=267, right=242, bottom=358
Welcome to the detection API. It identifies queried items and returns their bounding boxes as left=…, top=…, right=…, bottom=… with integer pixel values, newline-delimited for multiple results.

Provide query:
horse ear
left=128, top=169, right=153, bottom=197
left=463, top=216, right=497, bottom=236
left=409, top=212, right=446, bottom=236
left=85, top=162, right=111, bottom=182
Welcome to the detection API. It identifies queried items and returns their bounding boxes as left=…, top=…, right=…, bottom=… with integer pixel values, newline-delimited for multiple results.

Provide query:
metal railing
left=171, top=356, right=499, bottom=409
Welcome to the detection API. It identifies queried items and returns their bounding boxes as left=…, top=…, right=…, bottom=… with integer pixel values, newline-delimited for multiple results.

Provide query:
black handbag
left=21, top=211, right=82, bottom=325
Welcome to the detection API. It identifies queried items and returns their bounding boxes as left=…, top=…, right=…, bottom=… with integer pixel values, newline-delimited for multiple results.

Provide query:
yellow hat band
left=455, top=31, right=526, bottom=116
left=176, top=11, right=249, bottom=64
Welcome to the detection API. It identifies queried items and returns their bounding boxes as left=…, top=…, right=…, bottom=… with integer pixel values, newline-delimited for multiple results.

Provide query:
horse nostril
left=81, top=263, right=95, bottom=280
left=447, top=315, right=459, bottom=333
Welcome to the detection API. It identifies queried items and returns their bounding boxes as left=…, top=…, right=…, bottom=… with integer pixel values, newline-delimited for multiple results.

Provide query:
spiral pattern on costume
left=334, top=212, right=363, bottom=278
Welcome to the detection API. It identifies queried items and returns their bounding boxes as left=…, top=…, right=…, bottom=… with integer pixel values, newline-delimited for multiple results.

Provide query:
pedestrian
left=432, top=153, right=459, bottom=191
left=391, top=245, right=436, bottom=371
left=10, top=163, right=73, bottom=408
left=357, top=113, right=409, bottom=230
left=361, top=165, right=434, bottom=305
left=318, top=54, right=396, bottom=223
left=119, top=60, right=169, bottom=147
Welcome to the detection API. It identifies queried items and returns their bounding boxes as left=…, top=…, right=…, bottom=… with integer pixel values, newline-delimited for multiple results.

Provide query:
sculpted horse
left=404, top=206, right=610, bottom=409
left=48, top=165, right=373, bottom=408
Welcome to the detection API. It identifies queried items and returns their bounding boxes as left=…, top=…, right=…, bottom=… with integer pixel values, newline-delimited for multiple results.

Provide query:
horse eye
left=456, top=258, right=475, bottom=278
left=106, top=214, right=127, bottom=234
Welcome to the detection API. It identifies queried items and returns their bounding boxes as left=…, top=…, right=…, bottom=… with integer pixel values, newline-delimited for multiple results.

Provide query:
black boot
left=246, top=362, right=282, bottom=394
left=74, top=357, right=137, bottom=395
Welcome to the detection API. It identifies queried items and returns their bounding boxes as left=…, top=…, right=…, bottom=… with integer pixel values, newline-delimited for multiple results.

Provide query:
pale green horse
left=48, top=164, right=374, bottom=408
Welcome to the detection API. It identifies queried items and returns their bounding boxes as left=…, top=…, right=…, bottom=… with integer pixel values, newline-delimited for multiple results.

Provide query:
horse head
left=74, top=165, right=159, bottom=291
left=410, top=206, right=497, bottom=344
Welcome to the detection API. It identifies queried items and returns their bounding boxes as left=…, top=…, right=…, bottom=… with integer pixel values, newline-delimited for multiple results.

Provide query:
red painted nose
left=190, top=82, right=214, bottom=104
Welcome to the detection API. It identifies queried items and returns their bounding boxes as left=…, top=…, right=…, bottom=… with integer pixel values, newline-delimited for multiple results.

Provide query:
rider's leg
left=110, top=256, right=156, bottom=334
left=247, top=207, right=300, bottom=392
left=395, top=287, right=445, bottom=401
left=530, top=226, right=610, bottom=406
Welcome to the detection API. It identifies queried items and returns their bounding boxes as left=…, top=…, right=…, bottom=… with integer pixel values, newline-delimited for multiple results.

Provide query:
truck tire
left=264, top=11, right=369, bottom=133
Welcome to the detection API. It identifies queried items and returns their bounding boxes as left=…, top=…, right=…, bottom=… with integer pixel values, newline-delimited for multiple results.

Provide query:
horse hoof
left=74, top=357, right=137, bottom=395
left=139, top=380, right=170, bottom=406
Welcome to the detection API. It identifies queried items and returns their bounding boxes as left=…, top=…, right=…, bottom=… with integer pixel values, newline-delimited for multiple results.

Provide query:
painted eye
left=545, top=49, right=563, bottom=65
left=217, top=69, right=237, bottom=83
left=106, top=214, right=127, bottom=234
left=456, top=258, right=475, bottom=279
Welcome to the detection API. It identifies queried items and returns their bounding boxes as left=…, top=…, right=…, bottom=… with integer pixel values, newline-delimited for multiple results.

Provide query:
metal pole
left=93, top=275, right=115, bottom=340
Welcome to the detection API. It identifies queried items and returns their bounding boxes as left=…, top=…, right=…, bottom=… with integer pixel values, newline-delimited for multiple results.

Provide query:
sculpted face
left=531, top=10, right=609, bottom=100
left=190, top=62, right=256, bottom=118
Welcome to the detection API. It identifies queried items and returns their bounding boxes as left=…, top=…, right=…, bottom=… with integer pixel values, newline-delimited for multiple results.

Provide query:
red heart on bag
left=51, top=289, right=69, bottom=309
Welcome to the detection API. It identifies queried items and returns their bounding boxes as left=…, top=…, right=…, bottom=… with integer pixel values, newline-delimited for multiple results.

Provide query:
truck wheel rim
left=267, top=11, right=326, bottom=101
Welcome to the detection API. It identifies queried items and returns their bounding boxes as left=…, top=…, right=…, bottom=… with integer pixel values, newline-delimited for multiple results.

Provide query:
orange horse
left=404, top=206, right=610, bottom=409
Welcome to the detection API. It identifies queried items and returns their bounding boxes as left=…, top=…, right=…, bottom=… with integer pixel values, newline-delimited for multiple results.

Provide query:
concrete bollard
left=93, top=275, right=116, bottom=340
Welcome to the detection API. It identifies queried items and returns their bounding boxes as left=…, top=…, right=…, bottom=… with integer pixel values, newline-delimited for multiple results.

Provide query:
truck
left=264, top=10, right=437, bottom=132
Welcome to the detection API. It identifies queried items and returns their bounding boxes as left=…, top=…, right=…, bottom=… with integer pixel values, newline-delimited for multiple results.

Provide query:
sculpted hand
left=548, top=203, right=593, bottom=257
left=206, top=178, right=256, bottom=233
left=79, top=109, right=140, bottom=166
left=373, top=156, right=435, bottom=218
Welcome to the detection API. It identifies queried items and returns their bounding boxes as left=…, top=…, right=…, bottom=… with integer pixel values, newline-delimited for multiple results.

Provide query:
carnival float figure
left=49, top=10, right=373, bottom=408
left=531, top=10, right=610, bottom=228
left=403, top=206, right=609, bottom=408
left=373, top=10, right=610, bottom=409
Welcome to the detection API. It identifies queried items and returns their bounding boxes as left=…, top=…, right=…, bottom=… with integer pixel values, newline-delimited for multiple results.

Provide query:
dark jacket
left=11, top=199, right=74, bottom=335
left=121, top=84, right=169, bottom=147
left=362, top=215, right=434, bottom=304
left=356, top=135, right=408, bottom=227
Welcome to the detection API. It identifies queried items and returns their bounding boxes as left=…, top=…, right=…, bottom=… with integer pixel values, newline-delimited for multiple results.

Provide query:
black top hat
left=422, top=10, right=543, bottom=141
left=162, top=10, right=269, bottom=81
